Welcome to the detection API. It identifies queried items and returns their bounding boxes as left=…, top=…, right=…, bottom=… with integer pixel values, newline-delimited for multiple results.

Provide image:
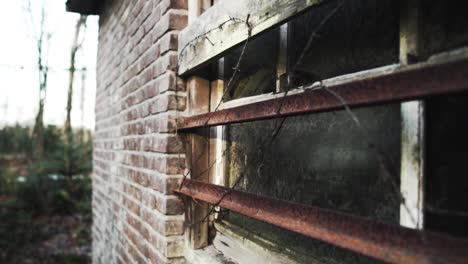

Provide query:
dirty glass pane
left=223, top=28, right=279, bottom=101
left=426, top=91, right=468, bottom=238
left=220, top=104, right=401, bottom=263
left=288, top=0, right=399, bottom=86
left=419, top=2, right=468, bottom=58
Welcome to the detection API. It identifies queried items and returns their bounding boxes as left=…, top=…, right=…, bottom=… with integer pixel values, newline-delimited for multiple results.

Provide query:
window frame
left=177, top=0, right=468, bottom=263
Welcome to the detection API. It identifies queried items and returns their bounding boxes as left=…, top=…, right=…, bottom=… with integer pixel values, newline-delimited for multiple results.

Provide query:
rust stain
left=179, top=58, right=468, bottom=130
left=176, top=179, right=468, bottom=264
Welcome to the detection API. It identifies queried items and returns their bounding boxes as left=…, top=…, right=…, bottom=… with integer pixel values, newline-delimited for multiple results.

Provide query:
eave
left=66, top=0, right=100, bottom=15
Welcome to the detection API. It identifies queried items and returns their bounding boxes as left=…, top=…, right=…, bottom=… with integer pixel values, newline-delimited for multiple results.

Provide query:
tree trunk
left=64, top=15, right=87, bottom=178
left=31, top=2, right=50, bottom=213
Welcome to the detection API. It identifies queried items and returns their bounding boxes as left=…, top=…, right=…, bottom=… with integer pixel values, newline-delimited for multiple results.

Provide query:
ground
left=0, top=194, right=91, bottom=263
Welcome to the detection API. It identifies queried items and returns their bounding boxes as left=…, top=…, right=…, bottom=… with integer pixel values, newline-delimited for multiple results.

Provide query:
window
left=177, top=0, right=468, bottom=263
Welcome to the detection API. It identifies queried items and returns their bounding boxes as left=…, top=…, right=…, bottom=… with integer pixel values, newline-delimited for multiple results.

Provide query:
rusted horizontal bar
left=176, top=179, right=468, bottom=264
left=179, top=58, right=468, bottom=130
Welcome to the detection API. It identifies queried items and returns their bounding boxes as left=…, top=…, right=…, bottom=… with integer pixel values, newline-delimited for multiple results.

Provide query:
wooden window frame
left=178, top=0, right=468, bottom=263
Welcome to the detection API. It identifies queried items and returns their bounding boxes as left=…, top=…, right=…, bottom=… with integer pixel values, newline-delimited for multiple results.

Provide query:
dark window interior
left=426, top=91, right=468, bottom=238
left=220, top=104, right=401, bottom=263
left=288, top=0, right=399, bottom=87
left=223, top=28, right=279, bottom=100
left=419, top=1, right=468, bottom=59
left=183, top=0, right=468, bottom=262
left=194, top=0, right=400, bottom=99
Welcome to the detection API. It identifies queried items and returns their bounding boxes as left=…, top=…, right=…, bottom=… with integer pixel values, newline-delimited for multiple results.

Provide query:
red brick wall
left=93, top=0, right=188, bottom=263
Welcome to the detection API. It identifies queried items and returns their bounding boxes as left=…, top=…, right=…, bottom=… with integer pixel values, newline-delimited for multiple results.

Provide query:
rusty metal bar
left=176, top=179, right=468, bottom=264
left=179, top=58, right=468, bottom=130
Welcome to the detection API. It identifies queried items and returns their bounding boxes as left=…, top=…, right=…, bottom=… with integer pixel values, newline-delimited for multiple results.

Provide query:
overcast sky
left=0, top=0, right=98, bottom=129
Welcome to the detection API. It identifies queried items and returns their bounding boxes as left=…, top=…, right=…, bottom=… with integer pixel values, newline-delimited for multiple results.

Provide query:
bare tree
left=64, top=15, right=87, bottom=177
left=26, top=0, right=51, bottom=161
left=24, top=0, right=52, bottom=212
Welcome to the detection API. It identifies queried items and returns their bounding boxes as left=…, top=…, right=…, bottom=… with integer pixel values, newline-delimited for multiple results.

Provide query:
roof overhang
left=66, top=0, right=100, bottom=15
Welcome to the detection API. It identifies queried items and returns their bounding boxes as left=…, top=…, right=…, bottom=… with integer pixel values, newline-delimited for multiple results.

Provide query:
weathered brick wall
left=93, top=0, right=188, bottom=263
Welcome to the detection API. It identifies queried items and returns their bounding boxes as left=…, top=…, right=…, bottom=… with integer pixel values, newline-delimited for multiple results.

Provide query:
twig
left=177, top=15, right=253, bottom=192
left=178, top=17, right=248, bottom=64
left=292, top=0, right=345, bottom=72
left=182, top=5, right=349, bottom=226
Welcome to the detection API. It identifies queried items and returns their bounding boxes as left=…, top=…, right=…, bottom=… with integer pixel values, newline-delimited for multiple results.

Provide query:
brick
left=143, top=189, right=184, bottom=215
left=159, top=72, right=177, bottom=92
left=160, top=32, right=179, bottom=54
left=153, top=52, right=178, bottom=78
left=165, top=237, right=185, bottom=258
left=152, top=11, right=188, bottom=43
left=160, top=0, right=188, bottom=16
left=94, top=0, right=188, bottom=262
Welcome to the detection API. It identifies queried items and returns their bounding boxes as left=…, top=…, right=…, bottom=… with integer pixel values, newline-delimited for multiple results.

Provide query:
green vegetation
left=0, top=124, right=32, bottom=155
left=0, top=125, right=92, bottom=263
